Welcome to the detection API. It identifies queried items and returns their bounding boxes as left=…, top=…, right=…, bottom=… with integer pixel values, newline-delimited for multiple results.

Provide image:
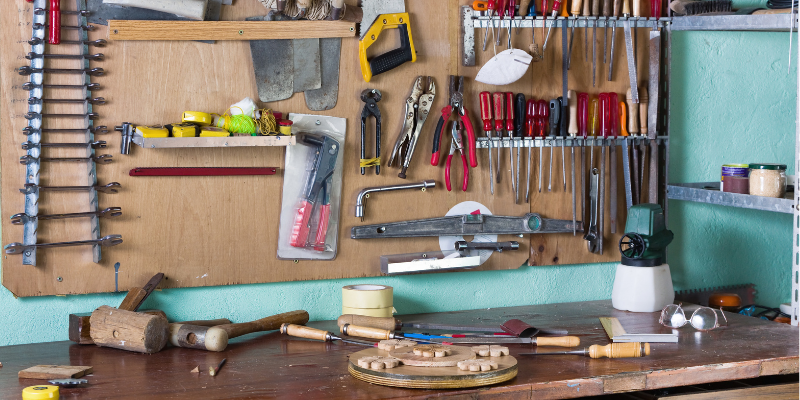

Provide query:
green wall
left=0, top=30, right=795, bottom=347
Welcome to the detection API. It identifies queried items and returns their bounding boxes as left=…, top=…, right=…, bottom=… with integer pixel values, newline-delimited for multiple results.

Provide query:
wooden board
left=18, top=365, right=93, bottom=379
left=348, top=347, right=517, bottom=389
left=0, top=0, right=653, bottom=296
left=107, top=20, right=357, bottom=41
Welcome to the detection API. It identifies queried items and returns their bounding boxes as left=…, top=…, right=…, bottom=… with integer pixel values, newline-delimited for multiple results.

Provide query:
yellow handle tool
left=358, top=13, right=416, bottom=82
left=520, top=342, right=651, bottom=358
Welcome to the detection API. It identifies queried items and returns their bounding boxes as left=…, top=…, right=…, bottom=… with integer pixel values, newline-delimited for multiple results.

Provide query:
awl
left=429, top=336, right=580, bottom=347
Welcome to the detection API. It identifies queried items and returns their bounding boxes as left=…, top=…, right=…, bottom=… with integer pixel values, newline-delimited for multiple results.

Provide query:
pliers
left=431, top=75, right=478, bottom=169
left=446, top=121, right=469, bottom=192
left=389, top=76, right=435, bottom=179
left=360, top=89, right=382, bottom=175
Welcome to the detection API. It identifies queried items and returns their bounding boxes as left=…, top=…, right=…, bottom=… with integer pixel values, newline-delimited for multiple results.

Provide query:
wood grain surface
left=107, top=20, right=358, bottom=41
left=1, top=0, right=653, bottom=296
left=0, top=301, right=795, bottom=399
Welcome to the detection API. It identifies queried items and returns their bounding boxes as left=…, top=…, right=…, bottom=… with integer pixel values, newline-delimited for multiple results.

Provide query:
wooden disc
left=389, top=345, right=475, bottom=367
left=348, top=348, right=518, bottom=389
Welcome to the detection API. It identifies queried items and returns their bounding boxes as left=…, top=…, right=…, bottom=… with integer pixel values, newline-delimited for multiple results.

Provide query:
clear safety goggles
left=659, top=303, right=728, bottom=331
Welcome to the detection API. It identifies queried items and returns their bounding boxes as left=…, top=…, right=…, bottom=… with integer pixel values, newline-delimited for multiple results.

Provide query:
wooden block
left=90, top=306, right=169, bottom=354
left=69, top=310, right=167, bottom=345
left=18, top=365, right=93, bottom=379
left=117, top=287, right=148, bottom=312
left=107, top=20, right=357, bottom=41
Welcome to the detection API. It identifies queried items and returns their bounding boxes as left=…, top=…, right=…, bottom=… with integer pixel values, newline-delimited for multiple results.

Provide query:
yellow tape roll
left=22, top=385, right=59, bottom=400
left=342, top=306, right=394, bottom=318
left=342, top=284, right=393, bottom=311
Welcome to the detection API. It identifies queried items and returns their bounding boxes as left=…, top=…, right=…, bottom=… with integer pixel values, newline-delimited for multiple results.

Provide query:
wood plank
left=2, top=0, right=652, bottom=296
left=666, top=383, right=799, bottom=400
left=18, top=365, right=93, bottom=379
left=0, top=301, right=797, bottom=399
left=107, top=20, right=357, bottom=41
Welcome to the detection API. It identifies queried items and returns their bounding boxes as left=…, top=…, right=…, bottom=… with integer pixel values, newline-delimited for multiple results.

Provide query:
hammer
left=169, top=310, right=310, bottom=352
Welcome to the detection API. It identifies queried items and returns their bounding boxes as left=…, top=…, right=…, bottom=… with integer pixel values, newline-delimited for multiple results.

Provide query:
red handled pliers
left=432, top=75, right=478, bottom=168
left=446, top=121, right=469, bottom=192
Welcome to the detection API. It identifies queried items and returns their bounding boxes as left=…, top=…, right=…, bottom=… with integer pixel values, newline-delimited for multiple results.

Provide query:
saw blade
left=360, top=0, right=406, bottom=39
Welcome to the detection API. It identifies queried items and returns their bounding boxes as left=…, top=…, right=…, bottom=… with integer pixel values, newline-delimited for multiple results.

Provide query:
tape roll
left=342, top=306, right=395, bottom=318
left=22, top=385, right=59, bottom=400
left=342, top=284, right=393, bottom=310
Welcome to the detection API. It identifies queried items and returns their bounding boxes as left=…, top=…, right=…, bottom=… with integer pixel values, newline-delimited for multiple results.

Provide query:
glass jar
left=748, top=164, right=787, bottom=198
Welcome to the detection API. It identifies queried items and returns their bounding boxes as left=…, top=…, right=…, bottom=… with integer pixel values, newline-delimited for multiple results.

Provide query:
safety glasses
left=659, top=303, right=728, bottom=331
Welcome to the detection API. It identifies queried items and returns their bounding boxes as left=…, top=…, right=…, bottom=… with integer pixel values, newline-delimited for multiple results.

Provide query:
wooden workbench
left=0, top=300, right=796, bottom=399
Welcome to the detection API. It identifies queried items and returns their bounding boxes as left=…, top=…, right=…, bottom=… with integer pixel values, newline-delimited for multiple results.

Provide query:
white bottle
left=612, top=263, right=675, bottom=313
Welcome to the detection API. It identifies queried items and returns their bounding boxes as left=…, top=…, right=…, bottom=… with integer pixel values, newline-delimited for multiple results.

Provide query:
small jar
left=749, top=163, right=787, bottom=198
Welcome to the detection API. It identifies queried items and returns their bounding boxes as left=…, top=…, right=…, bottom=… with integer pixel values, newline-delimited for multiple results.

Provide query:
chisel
left=620, top=100, right=634, bottom=210
left=568, top=90, right=578, bottom=235
left=280, top=323, right=375, bottom=346
left=506, top=92, right=517, bottom=201
left=582, top=0, right=591, bottom=64
left=592, top=0, right=600, bottom=87
left=602, top=0, right=611, bottom=65
left=494, top=92, right=505, bottom=184
left=520, top=342, right=650, bottom=358
left=480, top=91, right=496, bottom=195
left=337, top=315, right=569, bottom=336
left=525, top=99, right=536, bottom=202
left=598, top=93, right=610, bottom=255
left=639, top=87, right=648, bottom=204
left=609, top=92, right=619, bottom=234
left=608, top=0, right=622, bottom=81
left=429, top=336, right=580, bottom=346
left=340, top=324, right=430, bottom=342
left=626, top=88, right=640, bottom=203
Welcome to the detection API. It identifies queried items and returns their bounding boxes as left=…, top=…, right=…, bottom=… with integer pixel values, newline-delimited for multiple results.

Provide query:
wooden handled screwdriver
left=520, top=342, right=650, bottom=358
left=281, top=323, right=374, bottom=346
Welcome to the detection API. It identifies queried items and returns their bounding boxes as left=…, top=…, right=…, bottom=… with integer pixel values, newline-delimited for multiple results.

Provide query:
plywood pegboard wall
left=0, top=0, right=655, bottom=296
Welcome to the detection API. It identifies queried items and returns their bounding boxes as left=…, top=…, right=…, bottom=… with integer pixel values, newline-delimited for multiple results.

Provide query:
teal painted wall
left=0, top=31, right=795, bottom=347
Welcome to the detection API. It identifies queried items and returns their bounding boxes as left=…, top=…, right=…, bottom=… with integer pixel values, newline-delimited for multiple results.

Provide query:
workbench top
left=0, top=300, right=796, bottom=399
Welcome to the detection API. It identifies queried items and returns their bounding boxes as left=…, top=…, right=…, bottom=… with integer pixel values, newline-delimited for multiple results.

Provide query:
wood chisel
left=525, top=99, right=536, bottom=202
left=608, top=0, right=622, bottom=81
left=520, top=342, right=650, bottom=358
left=337, top=315, right=569, bottom=336
left=341, top=324, right=431, bottom=343
left=620, top=101, right=634, bottom=210
left=494, top=92, right=505, bottom=184
left=568, top=91, right=578, bottom=235
left=625, top=88, right=640, bottom=203
left=568, top=0, right=583, bottom=69
left=591, top=0, right=599, bottom=86
left=609, top=93, right=619, bottom=234
left=602, top=0, right=611, bottom=65
left=430, top=336, right=580, bottom=346
left=648, top=27, right=661, bottom=204
left=480, top=92, right=495, bottom=194
left=578, top=93, right=589, bottom=228
left=281, top=323, right=376, bottom=346
left=582, top=0, right=591, bottom=64
left=639, top=87, right=648, bottom=204
left=506, top=92, right=517, bottom=200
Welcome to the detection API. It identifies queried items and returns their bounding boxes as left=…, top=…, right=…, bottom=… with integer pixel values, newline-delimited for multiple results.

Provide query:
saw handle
left=281, top=323, right=331, bottom=342
left=341, top=323, right=392, bottom=340
left=338, top=314, right=400, bottom=330
left=358, top=13, right=417, bottom=82
left=537, top=336, right=581, bottom=347
left=588, top=342, right=650, bottom=358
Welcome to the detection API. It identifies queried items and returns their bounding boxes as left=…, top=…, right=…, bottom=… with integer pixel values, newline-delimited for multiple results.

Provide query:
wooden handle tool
left=170, top=310, right=309, bottom=352
left=520, top=342, right=651, bottom=358
left=568, top=90, right=579, bottom=136
left=281, top=323, right=334, bottom=342
left=338, top=314, right=400, bottom=331
left=118, top=273, right=164, bottom=312
left=535, top=336, right=581, bottom=347
left=571, top=0, right=584, bottom=15
left=625, top=88, right=639, bottom=134
left=639, top=87, right=648, bottom=136
left=102, top=0, right=208, bottom=20
left=632, top=0, right=641, bottom=16
left=340, top=324, right=394, bottom=340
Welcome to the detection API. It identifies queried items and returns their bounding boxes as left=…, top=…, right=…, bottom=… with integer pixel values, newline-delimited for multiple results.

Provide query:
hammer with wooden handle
left=169, top=310, right=309, bottom=352
left=102, top=0, right=208, bottom=20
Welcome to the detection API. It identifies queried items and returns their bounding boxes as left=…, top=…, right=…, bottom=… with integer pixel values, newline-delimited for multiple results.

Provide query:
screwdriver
left=506, top=0, right=518, bottom=48
left=620, top=100, right=633, bottom=209
left=475, top=1, right=490, bottom=51
left=578, top=92, right=589, bottom=230
left=483, top=0, right=498, bottom=51
left=537, top=99, right=548, bottom=193
left=609, top=92, right=619, bottom=234
left=520, top=342, right=651, bottom=358
left=558, top=95, right=567, bottom=192
left=280, top=323, right=374, bottom=346
left=599, top=93, right=610, bottom=254
left=608, top=0, right=622, bottom=81
left=528, top=0, right=542, bottom=61
left=568, top=0, right=584, bottom=70
left=493, top=93, right=505, bottom=184
left=496, top=0, right=508, bottom=46
left=479, top=92, right=496, bottom=195
left=591, top=0, right=600, bottom=87
left=589, top=97, right=599, bottom=169
left=582, top=0, right=591, bottom=64
left=567, top=90, right=578, bottom=235
left=548, top=98, right=561, bottom=192
left=514, top=93, right=527, bottom=203
left=602, top=0, right=611, bottom=66
left=525, top=99, right=536, bottom=202
left=625, top=88, right=640, bottom=203
left=506, top=92, right=517, bottom=200
left=543, top=0, right=562, bottom=53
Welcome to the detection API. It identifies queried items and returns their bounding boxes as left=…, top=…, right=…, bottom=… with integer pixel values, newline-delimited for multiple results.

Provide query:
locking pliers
left=388, top=76, right=435, bottom=179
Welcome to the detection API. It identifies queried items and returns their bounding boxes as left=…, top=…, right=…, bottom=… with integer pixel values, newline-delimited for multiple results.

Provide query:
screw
left=113, top=29, right=118, bottom=34
left=239, top=30, right=244, bottom=35
left=315, top=120, right=321, bottom=125
left=57, top=277, right=63, bottom=282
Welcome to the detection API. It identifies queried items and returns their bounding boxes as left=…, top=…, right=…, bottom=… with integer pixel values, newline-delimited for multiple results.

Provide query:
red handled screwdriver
left=479, top=91, right=495, bottom=195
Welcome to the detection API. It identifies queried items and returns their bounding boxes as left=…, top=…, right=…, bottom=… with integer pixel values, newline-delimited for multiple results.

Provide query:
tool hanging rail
left=476, top=136, right=668, bottom=148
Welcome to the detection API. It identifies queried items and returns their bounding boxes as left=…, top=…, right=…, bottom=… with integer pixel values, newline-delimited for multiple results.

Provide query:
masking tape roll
left=342, top=284, right=393, bottom=310
left=342, top=306, right=395, bottom=318
left=22, top=385, right=59, bottom=400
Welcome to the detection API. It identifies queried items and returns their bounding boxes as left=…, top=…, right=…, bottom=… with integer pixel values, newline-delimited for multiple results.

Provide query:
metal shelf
left=132, top=134, right=296, bottom=149
left=667, top=182, right=794, bottom=214
left=671, top=14, right=796, bottom=32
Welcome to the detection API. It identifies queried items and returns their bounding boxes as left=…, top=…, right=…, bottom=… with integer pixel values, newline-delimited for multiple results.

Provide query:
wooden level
left=107, top=20, right=357, bottom=41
